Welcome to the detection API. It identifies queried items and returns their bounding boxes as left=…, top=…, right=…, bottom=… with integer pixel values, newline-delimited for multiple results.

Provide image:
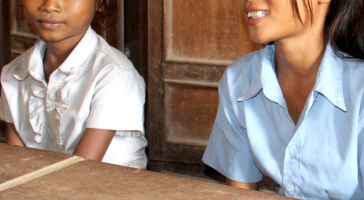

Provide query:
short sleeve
left=202, top=72, right=262, bottom=183
left=0, top=87, right=13, bottom=123
left=86, top=70, right=145, bottom=137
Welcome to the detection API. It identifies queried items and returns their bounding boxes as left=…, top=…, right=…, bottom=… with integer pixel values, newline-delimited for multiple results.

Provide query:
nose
left=40, top=0, right=61, bottom=13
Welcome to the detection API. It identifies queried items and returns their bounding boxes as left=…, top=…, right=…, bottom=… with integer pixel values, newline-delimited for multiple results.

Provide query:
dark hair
left=291, top=0, right=364, bottom=61
left=326, top=0, right=364, bottom=61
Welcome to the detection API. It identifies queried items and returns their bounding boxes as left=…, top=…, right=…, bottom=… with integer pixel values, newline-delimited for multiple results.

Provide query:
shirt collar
left=238, top=45, right=287, bottom=109
left=313, top=45, right=346, bottom=111
left=238, top=44, right=346, bottom=111
left=13, top=26, right=98, bottom=81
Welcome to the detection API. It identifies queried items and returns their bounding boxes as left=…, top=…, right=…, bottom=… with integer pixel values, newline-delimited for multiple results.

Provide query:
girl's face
left=23, top=0, right=100, bottom=43
left=238, top=0, right=311, bottom=44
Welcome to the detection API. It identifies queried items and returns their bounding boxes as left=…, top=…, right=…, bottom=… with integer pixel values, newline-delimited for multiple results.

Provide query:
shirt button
left=57, top=140, right=63, bottom=145
left=286, top=185, right=295, bottom=192
left=289, top=145, right=296, bottom=152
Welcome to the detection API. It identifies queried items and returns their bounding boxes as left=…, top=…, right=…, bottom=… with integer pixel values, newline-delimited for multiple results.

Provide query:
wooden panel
left=10, top=0, right=38, bottom=58
left=0, top=0, right=11, bottom=65
left=92, top=0, right=125, bottom=52
left=10, top=35, right=38, bottom=58
left=164, top=0, right=262, bottom=65
left=0, top=121, right=5, bottom=143
left=147, top=0, right=265, bottom=184
left=163, top=63, right=226, bottom=82
left=0, top=0, right=5, bottom=67
left=0, top=0, right=10, bottom=141
left=12, top=0, right=36, bottom=34
left=148, top=0, right=262, bottom=163
left=165, top=81, right=218, bottom=146
left=0, top=0, right=2, bottom=67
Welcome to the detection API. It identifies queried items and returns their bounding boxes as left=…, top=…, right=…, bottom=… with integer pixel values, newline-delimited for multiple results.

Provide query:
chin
left=249, top=37, right=270, bottom=44
left=39, top=36, right=58, bottom=42
left=249, top=33, right=271, bottom=44
left=38, top=33, right=65, bottom=42
left=249, top=27, right=276, bottom=44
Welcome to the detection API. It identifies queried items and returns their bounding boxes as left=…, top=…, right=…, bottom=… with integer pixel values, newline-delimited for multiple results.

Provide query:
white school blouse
left=0, top=27, right=147, bottom=169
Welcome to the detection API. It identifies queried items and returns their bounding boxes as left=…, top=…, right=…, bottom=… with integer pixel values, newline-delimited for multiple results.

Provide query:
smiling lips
left=247, top=11, right=270, bottom=19
left=38, top=19, right=65, bottom=29
left=245, top=10, right=269, bottom=26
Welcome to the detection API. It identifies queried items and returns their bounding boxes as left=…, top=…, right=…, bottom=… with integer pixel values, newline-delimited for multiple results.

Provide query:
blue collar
left=238, top=44, right=346, bottom=111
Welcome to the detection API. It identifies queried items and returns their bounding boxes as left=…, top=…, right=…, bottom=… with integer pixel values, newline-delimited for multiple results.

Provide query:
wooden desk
left=0, top=143, right=73, bottom=184
left=0, top=144, right=294, bottom=199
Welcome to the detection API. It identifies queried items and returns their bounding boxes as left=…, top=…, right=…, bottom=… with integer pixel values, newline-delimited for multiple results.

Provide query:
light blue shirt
left=202, top=44, right=364, bottom=199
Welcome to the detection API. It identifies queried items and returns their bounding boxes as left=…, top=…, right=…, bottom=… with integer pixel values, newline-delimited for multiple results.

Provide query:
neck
left=274, top=30, right=327, bottom=79
left=43, top=33, right=84, bottom=82
left=274, top=29, right=327, bottom=125
left=273, top=1, right=329, bottom=79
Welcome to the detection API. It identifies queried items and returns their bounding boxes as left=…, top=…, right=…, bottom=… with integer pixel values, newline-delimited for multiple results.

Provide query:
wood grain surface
left=0, top=143, right=74, bottom=184
left=1, top=157, right=295, bottom=199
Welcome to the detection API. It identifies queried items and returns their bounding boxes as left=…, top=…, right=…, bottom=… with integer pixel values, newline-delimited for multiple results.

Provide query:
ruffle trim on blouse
left=29, top=84, right=46, bottom=142
left=28, top=72, right=78, bottom=152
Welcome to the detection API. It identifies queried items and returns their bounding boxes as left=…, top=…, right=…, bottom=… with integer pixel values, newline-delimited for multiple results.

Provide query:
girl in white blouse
left=0, top=0, right=147, bottom=169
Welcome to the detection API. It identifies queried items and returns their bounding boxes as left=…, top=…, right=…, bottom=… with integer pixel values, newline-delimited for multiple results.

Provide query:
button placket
left=286, top=185, right=295, bottom=192
left=57, top=140, right=63, bottom=146
left=46, top=72, right=60, bottom=113
left=289, top=145, right=296, bottom=152
left=46, top=106, right=53, bottom=112
left=283, top=138, right=301, bottom=197
left=46, top=89, right=55, bottom=113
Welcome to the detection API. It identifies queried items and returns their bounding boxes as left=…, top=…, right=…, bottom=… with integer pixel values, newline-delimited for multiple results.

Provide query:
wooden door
left=0, top=0, right=9, bottom=68
left=0, top=0, right=9, bottom=143
left=147, top=0, right=262, bottom=181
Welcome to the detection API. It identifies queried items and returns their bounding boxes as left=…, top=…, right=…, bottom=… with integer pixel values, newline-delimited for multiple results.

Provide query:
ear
left=96, top=0, right=104, bottom=12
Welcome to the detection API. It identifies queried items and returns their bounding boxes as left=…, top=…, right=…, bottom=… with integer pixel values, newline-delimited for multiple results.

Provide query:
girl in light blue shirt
left=203, top=0, right=364, bottom=199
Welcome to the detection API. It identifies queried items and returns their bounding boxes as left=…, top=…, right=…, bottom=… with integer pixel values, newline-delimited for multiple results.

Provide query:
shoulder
left=88, top=36, right=145, bottom=89
left=226, top=48, right=265, bottom=75
left=224, top=47, right=265, bottom=81
left=344, top=58, right=364, bottom=72
left=220, top=47, right=266, bottom=96
left=343, top=58, right=364, bottom=88
left=337, top=57, right=364, bottom=117
left=94, top=35, right=135, bottom=72
left=1, top=48, right=33, bottom=82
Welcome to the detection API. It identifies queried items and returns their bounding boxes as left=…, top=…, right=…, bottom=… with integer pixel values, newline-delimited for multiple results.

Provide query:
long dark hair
left=326, top=0, right=364, bottom=61
left=292, top=0, right=364, bottom=61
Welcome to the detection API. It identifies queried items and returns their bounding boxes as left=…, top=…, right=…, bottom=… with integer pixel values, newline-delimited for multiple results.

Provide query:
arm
left=73, top=128, right=115, bottom=161
left=203, top=71, right=263, bottom=187
left=226, top=178, right=259, bottom=190
left=5, top=123, right=24, bottom=146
